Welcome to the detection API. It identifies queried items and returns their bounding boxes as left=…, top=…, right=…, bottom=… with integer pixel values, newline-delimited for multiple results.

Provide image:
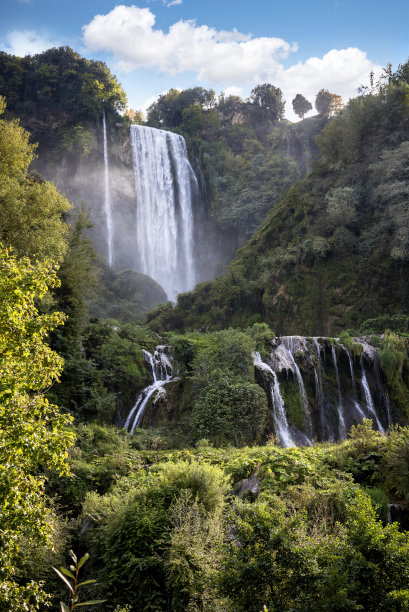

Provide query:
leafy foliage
left=292, top=93, right=313, bottom=119
left=53, top=550, right=106, bottom=611
left=0, top=47, right=127, bottom=125
left=148, top=61, right=409, bottom=335
left=0, top=96, right=71, bottom=262
left=0, top=246, right=74, bottom=609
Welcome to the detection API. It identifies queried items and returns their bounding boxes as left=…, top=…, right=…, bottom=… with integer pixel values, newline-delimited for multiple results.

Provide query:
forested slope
left=149, top=62, right=409, bottom=335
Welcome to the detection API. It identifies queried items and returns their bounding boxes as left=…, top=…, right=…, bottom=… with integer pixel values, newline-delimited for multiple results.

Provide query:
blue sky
left=1, top=0, right=408, bottom=120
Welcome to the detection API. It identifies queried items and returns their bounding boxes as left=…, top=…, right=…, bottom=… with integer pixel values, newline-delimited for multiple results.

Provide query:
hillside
left=1, top=42, right=409, bottom=611
left=149, top=63, right=409, bottom=336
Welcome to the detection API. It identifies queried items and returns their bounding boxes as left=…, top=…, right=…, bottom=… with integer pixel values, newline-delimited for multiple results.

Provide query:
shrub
left=191, top=372, right=268, bottom=446
left=81, top=461, right=228, bottom=610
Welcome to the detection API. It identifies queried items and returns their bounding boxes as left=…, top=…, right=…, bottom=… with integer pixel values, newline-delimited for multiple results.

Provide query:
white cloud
left=223, top=86, right=243, bottom=98
left=82, top=6, right=382, bottom=121
left=1, top=30, right=62, bottom=57
left=82, top=5, right=294, bottom=81
left=166, top=0, right=182, bottom=6
left=276, top=48, right=382, bottom=120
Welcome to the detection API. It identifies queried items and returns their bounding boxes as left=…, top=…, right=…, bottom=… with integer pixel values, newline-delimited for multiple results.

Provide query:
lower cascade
left=130, top=125, right=197, bottom=300
left=254, top=336, right=391, bottom=446
left=124, top=346, right=175, bottom=433
left=125, top=335, right=393, bottom=447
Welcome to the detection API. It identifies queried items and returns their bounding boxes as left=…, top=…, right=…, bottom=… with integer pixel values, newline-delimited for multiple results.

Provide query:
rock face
left=139, top=379, right=181, bottom=428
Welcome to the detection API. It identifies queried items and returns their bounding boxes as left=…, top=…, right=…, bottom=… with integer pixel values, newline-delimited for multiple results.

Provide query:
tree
left=123, top=108, right=144, bottom=124
left=315, top=89, right=343, bottom=116
left=249, top=84, right=285, bottom=121
left=147, top=87, right=216, bottom=128
left=0, top=96, right=71, bottom=262
left=292, top=93, right=312, bottom=119
left=0, top=246, right=74, bottom=610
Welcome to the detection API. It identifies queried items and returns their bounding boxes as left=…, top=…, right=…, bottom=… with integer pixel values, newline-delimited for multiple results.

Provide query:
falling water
left=313, top=338, right=329, bottom=438
left=130, top=125, right=196, bottom=300
left=124, top=346, right=174, bottom=433
left=331, top=345, right=346, bottom=439
left=361, top=364, right=385, bottom=433
left=102, top=109, right=114, bottom=266
left=343, top=347, right=366, bottom=421
left=345, top=349, right=355, bottom=392
left=280, top=338, right=312, bottom=443
left=253, top=352, right=294, bottom=447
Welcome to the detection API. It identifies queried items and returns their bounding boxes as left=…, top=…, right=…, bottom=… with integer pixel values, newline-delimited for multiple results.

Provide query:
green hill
left=148, top=62, right=409, bottom=336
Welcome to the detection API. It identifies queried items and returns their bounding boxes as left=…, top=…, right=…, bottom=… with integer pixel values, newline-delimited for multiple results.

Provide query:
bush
left=82, top=461, right=228, bottom=610
left=191, top=372, right=268, bottom=446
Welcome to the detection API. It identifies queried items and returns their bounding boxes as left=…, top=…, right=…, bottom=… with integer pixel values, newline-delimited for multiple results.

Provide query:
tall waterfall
left=130, top=125, right=196, bottom=300
left=102, top=109, right=114, bottom=266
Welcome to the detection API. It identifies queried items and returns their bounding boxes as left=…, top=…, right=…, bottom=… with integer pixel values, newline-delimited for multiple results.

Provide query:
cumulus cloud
left=82, top=5, right=295, bottom=81
left=82, top=5, right=381, bottom=120
left=1, top=30, right=62, bottom=57
left=277, top=48, right=382, bottom=120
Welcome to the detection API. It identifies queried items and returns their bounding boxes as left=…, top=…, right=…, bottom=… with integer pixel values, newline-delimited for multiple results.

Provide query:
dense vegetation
left=148, top=61, right=409, bottom=335
left=28, top=421, right=409, bottom=610
left=1, top=43, right=409, bottom=610
left=146, top=84, right=324, bottom=259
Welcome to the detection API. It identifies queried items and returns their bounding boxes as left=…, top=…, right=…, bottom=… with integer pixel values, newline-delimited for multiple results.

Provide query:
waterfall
left=344, top=347, right=367, bottom=421
left=313, top=338, right=329, bottom=439
left=331, top=345, right=346, bottom=439
left=130, top=125, right=196, bottom=300
left=280, top=337, right=312, bottom=443
left=124, top=346, right=174, bottom=433
left=102, top=109, right=114, bottom=266
left=361, top=364, right=385, bottom=433
left=253, top=352, right=294, bottom=447
left=127, top=336, right=394, bottom=446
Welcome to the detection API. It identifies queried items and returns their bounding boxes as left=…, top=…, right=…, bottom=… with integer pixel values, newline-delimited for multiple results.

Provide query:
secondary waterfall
left=253, top=352, right=294, bottom=447
left=254, top=336, right=391, bottom=447
left=124, top=346, right=174, bottom=433
left=102, top=109, right=114, bottom=266
left=130, top=125, right=196, bottom=300
left=125, top=336, right=395, bottom=448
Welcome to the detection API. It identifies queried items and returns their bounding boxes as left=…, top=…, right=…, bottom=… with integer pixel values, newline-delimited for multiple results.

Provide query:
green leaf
left=77, top=552, right=90, bottom=569
left=74, top=600, right=107, bottom=607
left=60, top=602, right=70, bottom=612
left=77, top=579, right=97, bottom=588
left=53, top=566, right=74, bottom=593
left=59, top=566, right=76, bottom=580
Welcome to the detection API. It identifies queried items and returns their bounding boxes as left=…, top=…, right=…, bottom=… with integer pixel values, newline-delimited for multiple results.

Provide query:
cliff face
left=31, top=120, right=139, bottom=270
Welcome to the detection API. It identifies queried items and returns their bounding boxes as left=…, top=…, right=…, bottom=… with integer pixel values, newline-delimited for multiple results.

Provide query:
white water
left=130, top=125, right=196, bottom=300
left=280, top=338, right=312, bottom=443
left=253, top=352, right=294, bottom=447
left=361, top=364, right=385, bottom=433
left=103, top=109, right=114, bottom=266
left=124, top=346, right=174, bottom=433
left=313, top=338, right=329, bottom=439
left=331, top=345, right=346, bottom=439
